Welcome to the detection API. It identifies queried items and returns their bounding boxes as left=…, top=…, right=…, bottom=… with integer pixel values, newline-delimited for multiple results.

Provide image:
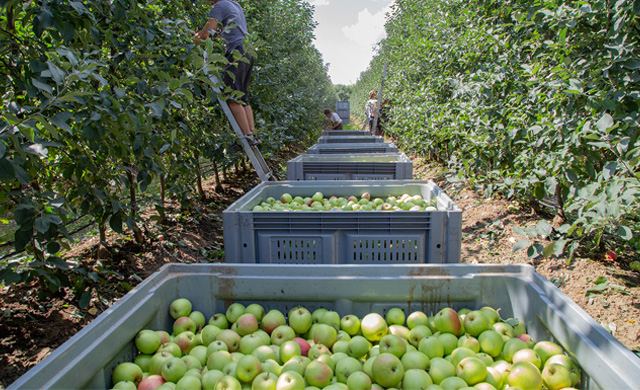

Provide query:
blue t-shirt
left=208, top=0, right=248, bottom=50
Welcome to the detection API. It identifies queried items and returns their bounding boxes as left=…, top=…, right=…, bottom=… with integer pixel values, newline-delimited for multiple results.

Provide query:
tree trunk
left=194, top=151, right=205, bottom=199
left=125, top=163, right=145, bottom=244
left=213, top=160, right=223, bottom=192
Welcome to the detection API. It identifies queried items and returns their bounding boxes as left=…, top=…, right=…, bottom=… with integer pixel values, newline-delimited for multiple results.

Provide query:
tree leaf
left=0, top=158, right=16, bottom=181
left=617, top=226, right=633, bottom=240
left=596, top=114, right=614, bottom=133
left=512, top=239, right=531, bottom=252
left=543, top=242, right=556, bottom=258
left=527, top=243, right=544, bottom=259
left=78, top=290, right=91, bottom=309
left=603, top=162, right=618, bottom=180
left=536, top=220, right=553, bottom=238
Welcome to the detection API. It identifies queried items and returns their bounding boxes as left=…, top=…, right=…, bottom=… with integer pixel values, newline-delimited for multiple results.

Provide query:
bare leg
left=244, top=105, right=255, bottom=133
left=229, top=102, right=252, bottom=135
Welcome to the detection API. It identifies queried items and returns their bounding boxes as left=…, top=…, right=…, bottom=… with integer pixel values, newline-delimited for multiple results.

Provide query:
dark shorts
left=222, top=44, right=253, bottom=105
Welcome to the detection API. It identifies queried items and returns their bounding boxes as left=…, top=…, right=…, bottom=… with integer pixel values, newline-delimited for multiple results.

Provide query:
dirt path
left=1, top=147, right=639, bottom=388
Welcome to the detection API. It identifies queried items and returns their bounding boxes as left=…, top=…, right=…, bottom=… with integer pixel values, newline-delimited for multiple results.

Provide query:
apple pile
left=110, top=299, right=583, bottom=390
left=251, top=192, right=438, bottom=212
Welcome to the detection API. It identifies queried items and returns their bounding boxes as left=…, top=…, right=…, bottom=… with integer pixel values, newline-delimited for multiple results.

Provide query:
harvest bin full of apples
left=9, top=264, right=640, bottom=390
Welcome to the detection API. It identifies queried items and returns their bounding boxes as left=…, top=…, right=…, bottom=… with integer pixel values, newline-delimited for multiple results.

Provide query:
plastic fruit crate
left=222, top=180, right=461, bottom=264
left=322, top=130, right=372, bottom=136
left=307, top=142, right=398, bottom=154
left=286, top=153, right=413, bottom=180
left=317, top=135, right=384, bottom=144
left=9, top=264, right=640, bottom=390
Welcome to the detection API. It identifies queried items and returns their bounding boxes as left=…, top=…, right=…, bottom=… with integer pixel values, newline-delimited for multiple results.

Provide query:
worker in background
left=324, top=109, right=343, bottom=130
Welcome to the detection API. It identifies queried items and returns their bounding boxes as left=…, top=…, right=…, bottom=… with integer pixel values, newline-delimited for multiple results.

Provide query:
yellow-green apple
left=346, top=371, right=372, bottom=390
left=385, top=308, right=405, bottom=326
left=479, top=307, right=501, bottom=325
left=450, top=347, right=476, bottom=367
left=207, top=350, right=232, bottom=371
left=438, top=332, right=459, bottom=355
left=261, top=310, right=287, bottom=335
left=225, top=303, right=246, bottom=324
left=533, top=341, right=564, bottom=366
left=308, top=343, right=331, bottom=360
left=478, top=329, right=505, bottom=358
left=245, top=303, right=265, bottom=322
left=201, top=324, right=222, bottom=346
left=170, top=298, right=192, bottom=320
left=112, top=381, right=136, bottom=390
left=304, top=360, right=334, bottom=388
left=492, top=322, right=515, bottom=342
left=161, top=357, right=188, bottom=383
left=542, top=363, right=573, bottom=390
left=378, top=334, right=406, bottom=358
left=484, top=366, right=505, bottom=389
left=176, top=374, right=201, bottom=390
left=463, top=310, right=491, bottom=337
left=457, top=334, right=480, bottom=353
left=408, top=324, right=432, bottom=347
left=336, top=330, right=351, bottom=342
left=222, top=361, right=237, bottom=377
left=505, top=317, right=527, bottom=336
left=439, top=376, right=468, bottom=389
left=402, top=368, right=433, bottom=389
left=235, top=354, right=262, bottom=383
left=320, top=310, right=341, bottom=330
left=346, top=335, right=371, bottom=359
left=476, top=352, right=494, bottom=367
left=158, top=342, right=182, bottom=358
left=234, top=313, right=259, bottom=336
left=206, top=340, right=229, bottom=356
left=371, top=353, right=404, bottom=388
left=334, top=356, right=362, bottom=383
left=331, top=340, right=349, bottom=354
left=406, top=311, right=429, bottom=329
left=311, top=308, right=328, bottom=324
left=202, top=369, right=224, bottom=390
left=400, top=350, right=430, bottom=371
left=112, top=362, right=143, bottom=386
left=189, top=345, right=207, bottom=366
left=544, top=354, right=581, bottom=386
left=149, top=351, right=174, bottom=375
left=136, top=329, right=162, bottom=355
left=214, top=375, right=241, bottom=390
left=134, top=354, right=153, bottom=373
left=339, top=314, right=360, bottom=336
left=418, top=335, right=445, bottom=359
left=209, top=313, right=230, bottom=329
left=279, top=340, right=301, bottom=363
left=428, top=357, right=455, bottom=385
left=156, top=330, right=171, bottom=345
left=276, top=371, right=305, bottom=390
left=456, top=357, right=487, bottom=385
left=216, top=329, right=241, bottom=352
left=517, top=333, right=536, bottom=348
left=251, top=371, right=278, bottom=390
left=315, top=353, right=335, bottom=371
left=288, top=307, right=312, bottom=335
left=388, top=324, right=410, bottom=340
left=360, top=313, right=388, bottom=342
left=507, top=361, right=543, bottom=390
left=189, top=311, right=206, bottom=332
left=512, top=348, right=542, bottom=369
left=182, top=354, right=202, bottom=371
left=433, top=307, right=462, bottom=335
left=262, top=359, right=282, bottom=376
left=502, top=337, right=529, bottom=363
left=312, top=323, right=337, bottom=348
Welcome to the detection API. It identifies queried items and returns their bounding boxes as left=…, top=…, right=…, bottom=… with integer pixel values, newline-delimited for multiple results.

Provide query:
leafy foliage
left=0, top=0, right=333, bottom=297
left=353, top=0, right=640, bottom=260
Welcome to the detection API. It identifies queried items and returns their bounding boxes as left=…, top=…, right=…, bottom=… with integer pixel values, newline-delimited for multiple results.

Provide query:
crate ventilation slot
left=351, top=238, right=421, bottom=263
left=272, top=238, right=321, bottom=263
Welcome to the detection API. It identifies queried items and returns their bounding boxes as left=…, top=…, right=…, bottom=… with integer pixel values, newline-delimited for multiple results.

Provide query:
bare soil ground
left=1, top=146, right=639, bottom=388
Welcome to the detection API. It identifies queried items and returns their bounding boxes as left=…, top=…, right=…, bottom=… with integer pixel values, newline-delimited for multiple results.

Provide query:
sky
left=309, top=0, right=394, bottom=86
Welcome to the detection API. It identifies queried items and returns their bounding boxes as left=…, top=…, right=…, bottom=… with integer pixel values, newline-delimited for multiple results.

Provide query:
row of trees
left=0, top=0, right=336, bottom=301
left=354, top=0, right=639, bottom=260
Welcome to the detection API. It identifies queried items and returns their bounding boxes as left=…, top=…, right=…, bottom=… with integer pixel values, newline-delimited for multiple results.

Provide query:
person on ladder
left=194, top=0, right=261, bottom=146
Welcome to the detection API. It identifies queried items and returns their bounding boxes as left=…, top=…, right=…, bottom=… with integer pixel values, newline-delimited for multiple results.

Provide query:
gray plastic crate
left=286, top=153, right=413, bottom=180
left=322, top=129, right=371, bottom=136
left=223, top=180, right=461, bottom=264
left=9, top=264, right=640, bottom=390
left=317, top=135, right=384, bottom=144
left=307, top=142, right=398, bottom=154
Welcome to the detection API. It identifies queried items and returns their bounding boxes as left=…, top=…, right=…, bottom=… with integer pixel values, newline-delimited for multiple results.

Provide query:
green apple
left=544, top=354, right=581, bottom=386
left=173, top=317, right=197, bottom=335
left=385, top=308, right=406, bottom=326
left=214, top=375, right=241, bottom=390
left=216, top=329, right=241, bottom=352
left=456, top=356, right=487, bottom=385
left=158, top=341, right=182, bottom=358
left=207, top=350, right=233, bottom=371
left=433, top=307, right=462, bottom=335
left=400, top=350, right=430, bottom=371
left=457, top=334, right=480, bottom=353
left=251, top=371, right=278, bottom=390
left=201, top=324, right=222, bottom=346
left=339, top=315, right=361, bottom=336
left=346, top=371, right=372, bottom=390
left=371, top=353, right=404, bottom=388
left=235, top=313, right=259, bottom=336
left=462, top=310, right=491, bottom=337
left=332, top=339, right=349, bottom=354
left=206, top=340, right=229, bottom=356
left=161, top=357, right=188, bottom=383
left=202, top=369, right=224, bottom=390
left=181, top=354, right=202, bottom=371
left=149, top=351, right=174, bottom=375
left=388, top=324, right=410, bottom=340
left=175, top=374, right=201, bottom=390
left=533, top=341, right=564, bottom=366
left=189, top=311, right=206, bottom=332
left=112, top=362, right=143, bottom=386
left=450, top=347, right=476, bottom=368
left=320, top=310, right=341, bottom=330
left=276, top=371, right=305, bottom=390
left=304, top=360, right=334, bottom=388
left=428, top=357, right=455, bottom=385
left=245, top=303, right=265, bottom=322
left=280, top=193, right=293, bottom=204
left=507, top=361, right=543, bottom=390
left=418, top=335, right=445, bottom=359
left=402, top=368, right=433, bottom=389
left=170, top=298, right=192, bottom=320
left=512, top=348, right=542, bottom=368
left=408, top=324, right=433, bottom=347
left=438, top=332, right=459, bottom=355
left=112, top=381, right=137, bottom=390
left=334, top=356, right=362, bottom=383
left=288, top=307, right=312, bottom=335
left=477, top=329, right=505, bottom=358
left=502, top=337, right=529, bottom=363
left=541, top=363, right=573, bottom=390
left=136, top=329, right=162, bottom=355
left=235, top=354, right=262, bottom=383
left=484, top=366, right=505, bottom=389
left=252, top=344, right=277, bottom=362
left=279, top=340, right=301, bottom=363
left=225, top=303, right=246, bottom=324
left=133, top=354, right=153, bottom=373
left=137, top=374, right=165, bottom=390
left=312, top=323, right=337, bottom=348
left=209, top=313, right=230, bottom=329
left=189, top=345, right=208, bottom=366
left=261, top=309, right=287, bottom=334
left=308, top=343, right=331, bottom=360
left=174, top=331, right=198, bottom=354
left=492, top=322, right=515, bottom=342
left=262, top=359, right=282, bottom=376
left=361, top=313, right=388, bottom=342
left=378, top=334, right=406, bottom=358
left=439, top=375, right=467, bottom=389
left=479, top=307, right=500, bottom=325
left=346, top=335, right=371, bottom=359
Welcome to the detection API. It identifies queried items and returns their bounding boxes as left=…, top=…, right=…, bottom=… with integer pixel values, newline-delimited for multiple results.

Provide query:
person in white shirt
left=324, top=109, right=343, bottom=130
